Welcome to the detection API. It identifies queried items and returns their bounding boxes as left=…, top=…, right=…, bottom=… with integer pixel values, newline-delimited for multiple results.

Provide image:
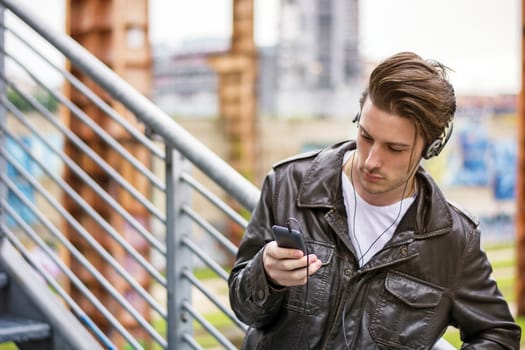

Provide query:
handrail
left=0, top=82, right=166, bottom=257
left=0, top=173, right=144, bottom=348
left=0, top=24, right=165, bottom=161
left=0, top=53, right=166, bottom=223
left=0, top=98, right=166, bottom=288
left=1, top=210, right=116, bottom=349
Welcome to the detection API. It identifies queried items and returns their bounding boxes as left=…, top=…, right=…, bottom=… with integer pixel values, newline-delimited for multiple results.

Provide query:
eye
left=360, top=130, right=372, bottom=141
left=389, top=147, right=404, bottom=153
left=388, top=145, right=410, bottom=153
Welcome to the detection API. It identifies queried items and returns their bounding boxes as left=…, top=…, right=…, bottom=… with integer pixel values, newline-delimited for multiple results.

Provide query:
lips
left=362, top=170, right=383, bottom=183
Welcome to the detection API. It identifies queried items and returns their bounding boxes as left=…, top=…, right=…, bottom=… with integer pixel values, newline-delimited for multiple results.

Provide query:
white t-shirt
left=341, top=151, right=416, bottom=267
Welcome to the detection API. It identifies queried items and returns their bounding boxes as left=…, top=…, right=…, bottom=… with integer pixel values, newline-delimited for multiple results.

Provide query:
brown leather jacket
left=229, top=141, right=521, bottom=349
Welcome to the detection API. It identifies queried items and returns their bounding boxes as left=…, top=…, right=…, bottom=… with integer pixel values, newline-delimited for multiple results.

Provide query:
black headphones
left=422, top=122, right=453, bottom=159
left=353, top=112, right=453, bottom=160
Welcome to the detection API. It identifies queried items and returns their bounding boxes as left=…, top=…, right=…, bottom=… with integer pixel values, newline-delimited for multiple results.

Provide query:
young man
left=229, top=52, right=521, bottom=349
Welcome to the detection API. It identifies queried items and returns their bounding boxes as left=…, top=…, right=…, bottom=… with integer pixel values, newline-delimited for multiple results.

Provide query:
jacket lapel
left=297, top=140, right=354, bottom=209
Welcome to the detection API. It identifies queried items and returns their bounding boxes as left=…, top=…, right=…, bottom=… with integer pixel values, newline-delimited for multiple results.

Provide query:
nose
left=364, top=144, right=382, bottom=170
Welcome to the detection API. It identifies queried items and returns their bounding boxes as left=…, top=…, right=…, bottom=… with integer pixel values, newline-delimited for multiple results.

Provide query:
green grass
left=193, top=265, right=231, bottom=280
left=484, top=241, right=514, bottom=251
left=491, top=258, right=515, bottom=269
left=443, top=327, right=462, bottom=348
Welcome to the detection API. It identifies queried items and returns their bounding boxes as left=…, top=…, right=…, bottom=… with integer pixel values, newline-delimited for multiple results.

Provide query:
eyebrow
left=359, top=125, right=412, bottom=149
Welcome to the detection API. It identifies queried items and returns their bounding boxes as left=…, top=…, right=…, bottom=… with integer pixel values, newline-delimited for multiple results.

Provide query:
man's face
left=353, top=97, right=425, bottom=206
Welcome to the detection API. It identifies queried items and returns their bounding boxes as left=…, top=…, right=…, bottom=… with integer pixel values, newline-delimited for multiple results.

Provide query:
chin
left=360, top=183, right=384, bottom=196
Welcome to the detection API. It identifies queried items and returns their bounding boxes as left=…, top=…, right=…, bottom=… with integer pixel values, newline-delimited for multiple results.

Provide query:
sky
left=8, top=0, right=522, bottom=95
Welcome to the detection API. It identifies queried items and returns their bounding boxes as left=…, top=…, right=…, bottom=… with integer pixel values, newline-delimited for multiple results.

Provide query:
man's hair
left=360, top=51, right=456, bottom=148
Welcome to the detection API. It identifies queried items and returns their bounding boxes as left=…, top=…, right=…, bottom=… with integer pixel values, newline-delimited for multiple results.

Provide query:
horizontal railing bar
left=181, top=268, right=247, bottom=331
left=181, top=236, right=229, bottom=282
left=181, top=205, right=238, bottom=256
left=0, top=201, right=143, bottom=349
left=0, top=82, right=167, bottom=255
left=181, top=333, right=204, bottom=350
left=1, top=52, right=166, bottom=223
left=181, top=172, right=249, bottom=229
left=1, top=0, right=260, bottom=211
left=182, top=300, right=238, bottom=350
left=2, top=23, right=165, bottom=161
left=0, top=158, right=168, bottom=343
left=2, top=47, right=164, bottom=193
left=1, top=174, right=166, bottom=348
left=1, top=144, right=167, bottom=319
left=1, top=220, right=117, bottom=350
left=1, top=106, right=168, bottom=288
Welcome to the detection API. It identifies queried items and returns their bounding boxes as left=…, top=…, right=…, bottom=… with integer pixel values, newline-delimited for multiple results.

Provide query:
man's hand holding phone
left=262, top=225, right=323, bottom=287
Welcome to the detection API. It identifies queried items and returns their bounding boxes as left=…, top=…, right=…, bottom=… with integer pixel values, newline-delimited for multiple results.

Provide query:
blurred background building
left=274, top=0, right=361, bottom=118
left=153, top=39, right=227, bottom=117
left=152, top=0, right=361, bottom=119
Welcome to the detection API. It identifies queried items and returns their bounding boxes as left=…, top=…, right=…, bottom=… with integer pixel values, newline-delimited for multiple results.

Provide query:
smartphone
left=271, top=225, right=307, bottom=253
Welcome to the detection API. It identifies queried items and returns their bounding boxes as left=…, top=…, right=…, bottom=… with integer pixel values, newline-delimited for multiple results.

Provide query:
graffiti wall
left=425, top=104, right=517, bottom=242
left=6, top=132, right=63, bottom=227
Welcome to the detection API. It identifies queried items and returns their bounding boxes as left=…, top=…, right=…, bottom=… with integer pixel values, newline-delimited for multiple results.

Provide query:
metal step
left=0, top=272, right=51, bottom=343
left=0, top=314, right=51, bottom=343
left=0, top=272, right=8, bottom=289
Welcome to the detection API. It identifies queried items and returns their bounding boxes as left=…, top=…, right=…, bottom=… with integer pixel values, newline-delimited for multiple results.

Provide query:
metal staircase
left=0, top=239, right=102, bottom=349
left=0, top=249, right=51, bottom=348
left=0, top=314, right=50, bottom=347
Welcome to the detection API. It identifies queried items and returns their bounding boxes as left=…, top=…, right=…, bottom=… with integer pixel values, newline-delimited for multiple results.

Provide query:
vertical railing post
left=0, top=3, right=6, bottom=231
left=166, top=146, right=194, bottom=350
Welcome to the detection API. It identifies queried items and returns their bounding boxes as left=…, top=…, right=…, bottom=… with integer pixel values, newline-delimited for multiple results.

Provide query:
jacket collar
left=401, top=169, right=453, bottom=239
left=297, top=140, right=453, bottom=239
left=297, top=140, right=353, bottom=209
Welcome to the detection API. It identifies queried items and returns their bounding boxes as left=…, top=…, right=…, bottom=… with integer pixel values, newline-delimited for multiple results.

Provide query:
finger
left=268, top=258, right=323, bottom=287
left=267, top=241, right=304, bottom=259
left=307, top=258, right=323, bottom=276
left=279, top=256, right=308, bottom=271
left=286, top=258, right=323, bottom=285
left=287, top=268, right=310, bottom=284
left=275, top=256, right=317, bottom=283
left=274, top=254, right=318, bottom=273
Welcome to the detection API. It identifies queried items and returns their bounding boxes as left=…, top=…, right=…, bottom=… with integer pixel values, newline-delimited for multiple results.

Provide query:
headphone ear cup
left=424, top=122, right=454, bottom=159
left=423, top=138, right=443, bottom=159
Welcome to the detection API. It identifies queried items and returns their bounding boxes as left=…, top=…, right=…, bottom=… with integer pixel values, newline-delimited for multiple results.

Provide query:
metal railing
left=0, top=0, right=257, bottom=349
left=0, top=1, right=455, bottom=349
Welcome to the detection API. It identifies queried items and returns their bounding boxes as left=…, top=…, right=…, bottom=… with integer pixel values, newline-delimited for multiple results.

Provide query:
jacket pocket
left=284, top=240, right=334, bottom=315
left=369, top=270, right=444, bottom=350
